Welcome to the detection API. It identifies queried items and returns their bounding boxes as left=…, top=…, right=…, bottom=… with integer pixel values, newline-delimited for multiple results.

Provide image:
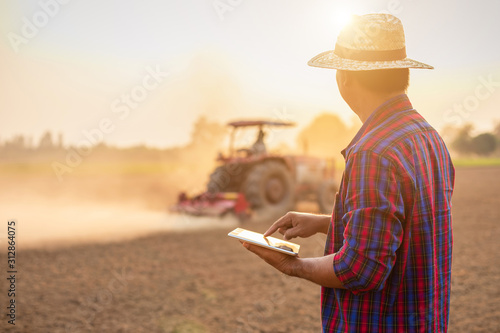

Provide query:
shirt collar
left=341, top=94, right=413, bottom=159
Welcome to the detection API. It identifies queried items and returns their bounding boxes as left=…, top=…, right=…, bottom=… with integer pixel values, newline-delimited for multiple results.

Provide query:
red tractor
left=172, top=120, right=338, bottom=220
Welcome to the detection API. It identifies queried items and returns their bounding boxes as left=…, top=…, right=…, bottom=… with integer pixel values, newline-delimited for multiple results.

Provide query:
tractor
left=172, top=120, right=338, bottom=220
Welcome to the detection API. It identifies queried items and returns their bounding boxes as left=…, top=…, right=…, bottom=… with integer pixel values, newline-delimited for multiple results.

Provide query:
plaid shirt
left=322, top=94, right=454, bottom=332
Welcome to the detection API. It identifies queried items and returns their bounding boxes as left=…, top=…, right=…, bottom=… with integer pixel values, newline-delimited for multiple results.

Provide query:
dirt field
left=0, top=166, right=499, bottom=332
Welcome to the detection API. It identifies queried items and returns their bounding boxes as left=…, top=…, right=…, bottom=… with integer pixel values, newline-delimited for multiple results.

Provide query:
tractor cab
left=217, top=120, right=295, bottom=162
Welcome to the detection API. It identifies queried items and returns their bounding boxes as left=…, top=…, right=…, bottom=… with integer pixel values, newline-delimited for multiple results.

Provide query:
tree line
left=1, top=117, right=499, bottom=163
left=446, top=123, right=500, bottom=156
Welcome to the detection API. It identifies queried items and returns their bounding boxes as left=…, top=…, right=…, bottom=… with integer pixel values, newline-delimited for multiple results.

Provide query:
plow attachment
left=171, top=192, right=251, bottom=221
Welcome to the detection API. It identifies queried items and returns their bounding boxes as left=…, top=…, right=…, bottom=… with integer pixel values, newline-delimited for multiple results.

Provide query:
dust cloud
left=1, top=192, right=238, bottom=250
left=0, top=159, right=239, bottom=249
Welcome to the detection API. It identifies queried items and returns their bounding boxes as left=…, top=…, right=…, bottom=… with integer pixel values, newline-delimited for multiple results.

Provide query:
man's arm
left=242, top=242, right=346, bottom=289
left=295, top=254, right=346, bottom=288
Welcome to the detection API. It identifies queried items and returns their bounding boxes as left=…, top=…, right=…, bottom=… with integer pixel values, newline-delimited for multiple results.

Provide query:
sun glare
left=334, top=9, right=353, bottom=29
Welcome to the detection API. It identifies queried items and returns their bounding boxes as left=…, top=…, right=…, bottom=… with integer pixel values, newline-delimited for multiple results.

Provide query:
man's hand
left=264, top=211, right=330, bottom=240
left=241, top=241, right=301, bottom=276
left=241, top=241, right=346, bottom=289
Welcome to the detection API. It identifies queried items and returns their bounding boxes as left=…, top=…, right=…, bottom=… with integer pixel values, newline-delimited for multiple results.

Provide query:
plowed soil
left=0, top=166, right=499, bottom=332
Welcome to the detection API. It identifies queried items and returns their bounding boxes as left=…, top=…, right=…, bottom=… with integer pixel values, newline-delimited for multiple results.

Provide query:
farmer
left=242, top=13, right=455, bottom=332
left=251, top=127, right=267, bottom=155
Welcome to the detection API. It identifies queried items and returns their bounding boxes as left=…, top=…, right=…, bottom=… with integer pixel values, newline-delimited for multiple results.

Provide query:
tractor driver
left=250, top=128, right=266, bottom=155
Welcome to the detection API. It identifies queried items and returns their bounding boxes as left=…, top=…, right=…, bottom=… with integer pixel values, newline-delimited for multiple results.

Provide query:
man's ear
left=336, top=70, right=350, bottom=88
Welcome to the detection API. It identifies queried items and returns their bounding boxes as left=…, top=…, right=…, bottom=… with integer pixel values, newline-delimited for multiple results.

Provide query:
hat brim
left=308, top=50, right=434, bottom=70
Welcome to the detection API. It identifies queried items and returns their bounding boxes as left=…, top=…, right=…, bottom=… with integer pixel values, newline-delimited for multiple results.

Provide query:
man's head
left=309, top=13, right=431, bottom=119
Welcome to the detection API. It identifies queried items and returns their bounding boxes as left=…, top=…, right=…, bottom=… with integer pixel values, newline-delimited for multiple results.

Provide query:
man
left=251, top=127, right=267, bottom=155
left=242, top=13, right=455, bottom=332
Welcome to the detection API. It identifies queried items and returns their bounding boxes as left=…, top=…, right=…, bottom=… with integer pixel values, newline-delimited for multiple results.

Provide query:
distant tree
left=189, top=116, right=226, bottom=148
left=38, top=131, right=54, bottom=150
left=57, top=133, right=64, bottom=149
left=470, top=133, right=497, bottom=156
left=451, top=124, right=473, bottom=155
left=3, top=135, right=27, bottom=150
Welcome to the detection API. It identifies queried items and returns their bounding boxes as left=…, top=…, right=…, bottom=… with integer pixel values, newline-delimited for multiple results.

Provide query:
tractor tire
left=317, top=180, right=338, bottom=214
left=207, top=166, right=230, bottom=193
left=243, top=161, right=294, bottom=215
left=207, top=164, right=245, bottom=194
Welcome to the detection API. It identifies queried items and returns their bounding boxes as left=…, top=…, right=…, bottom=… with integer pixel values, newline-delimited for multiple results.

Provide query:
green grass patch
left=0, top=163, right=54, bottom=174
left=452, top=157, right=500, bottom=167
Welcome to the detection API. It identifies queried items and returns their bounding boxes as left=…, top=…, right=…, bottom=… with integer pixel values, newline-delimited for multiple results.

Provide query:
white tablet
left=228, top=227, right=300, bottom=256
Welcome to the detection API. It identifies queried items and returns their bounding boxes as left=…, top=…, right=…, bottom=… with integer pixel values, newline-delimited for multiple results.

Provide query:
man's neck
left=352, top=91, right=406, bottom=123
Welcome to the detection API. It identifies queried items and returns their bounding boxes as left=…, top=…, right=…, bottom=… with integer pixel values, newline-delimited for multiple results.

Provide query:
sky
left=1, top=0, right=499, bottom=149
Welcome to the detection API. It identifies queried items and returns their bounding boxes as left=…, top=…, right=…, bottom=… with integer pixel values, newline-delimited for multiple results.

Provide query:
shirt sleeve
left=332, top=150, right=406, bottom=294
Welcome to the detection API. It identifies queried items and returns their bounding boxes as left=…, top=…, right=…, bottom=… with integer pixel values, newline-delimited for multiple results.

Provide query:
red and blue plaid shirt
left=322, top=94, right=455, bottom=332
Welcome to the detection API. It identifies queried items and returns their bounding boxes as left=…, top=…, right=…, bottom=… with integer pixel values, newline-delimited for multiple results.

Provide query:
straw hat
left=308, top=13, right=433, bottom=71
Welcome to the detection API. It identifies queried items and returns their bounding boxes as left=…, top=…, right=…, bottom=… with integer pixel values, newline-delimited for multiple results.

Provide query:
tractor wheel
left=243, top=161, right=294, bottom=215
left=207, top=164, right=244, bottom=194
left=207, top=166, right=230, bottom=193
left=317, top=180, right=337, bottom=214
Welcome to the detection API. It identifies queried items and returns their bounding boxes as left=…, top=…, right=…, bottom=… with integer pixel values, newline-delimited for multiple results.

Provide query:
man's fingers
left=283, top=228, right=298, bottom=240
left=264, top=220, right=281, bottom=237
left=263, top=223, right=278, bottom=237
left=264, top=219, right=285, bottom=237
left=264, top=213, right=293, bottom=237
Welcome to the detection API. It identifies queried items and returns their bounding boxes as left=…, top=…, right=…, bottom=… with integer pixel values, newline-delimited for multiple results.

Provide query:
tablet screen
left=228, top=228, right=300, bottom=256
